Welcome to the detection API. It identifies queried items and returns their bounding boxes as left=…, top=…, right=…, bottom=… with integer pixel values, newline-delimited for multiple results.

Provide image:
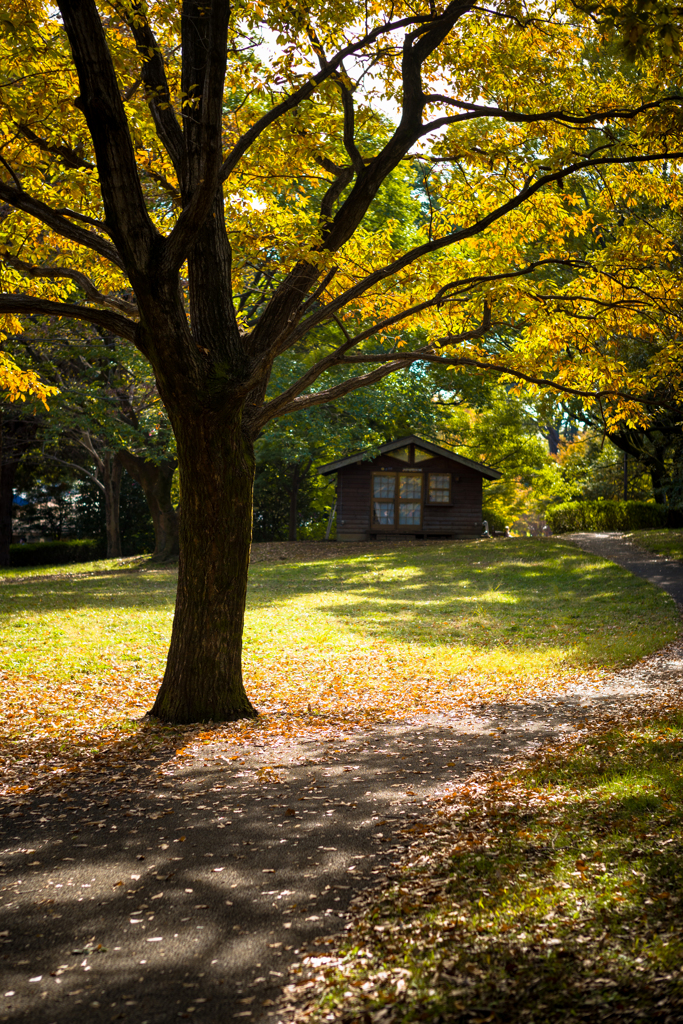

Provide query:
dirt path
left=2, top=534, right=683, bottom=1024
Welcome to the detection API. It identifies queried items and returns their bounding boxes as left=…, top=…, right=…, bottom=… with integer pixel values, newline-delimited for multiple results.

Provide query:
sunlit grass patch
left=0, top=539, right=679, bottom=794
left=633, top=528, right=683, bottom=563
left=296, top=711, right=683, bottom=1023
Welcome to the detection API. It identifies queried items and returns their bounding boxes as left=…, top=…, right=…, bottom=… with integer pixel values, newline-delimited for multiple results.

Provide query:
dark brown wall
left=336, top=452, right=485, bottom=539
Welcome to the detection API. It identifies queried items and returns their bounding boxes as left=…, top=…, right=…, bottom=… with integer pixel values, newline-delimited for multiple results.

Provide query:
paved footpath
left=566, top=531, right=683, bottom=606
left=2, top=533, right=683, bottom=1024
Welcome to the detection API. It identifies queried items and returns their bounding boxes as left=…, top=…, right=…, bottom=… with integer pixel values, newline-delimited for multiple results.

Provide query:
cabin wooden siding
left=336, top=452, right=484, bottom=541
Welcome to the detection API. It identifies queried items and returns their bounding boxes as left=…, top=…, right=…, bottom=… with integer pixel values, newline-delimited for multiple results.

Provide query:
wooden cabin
left=317, top=435, right=502, bottom=542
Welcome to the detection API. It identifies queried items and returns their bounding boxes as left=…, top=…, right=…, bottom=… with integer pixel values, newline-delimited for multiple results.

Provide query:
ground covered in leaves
left=285, top=705, right=683, bottom=1024
left=0, top=539, right=678, bottom=796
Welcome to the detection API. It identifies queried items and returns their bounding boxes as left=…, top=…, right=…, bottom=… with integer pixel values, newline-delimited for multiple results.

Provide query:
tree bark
left=150, top=411, right=257, bottom=723
left=116, top=450, right=179, bottom=560
left=103, top=453, right=123, bottom=558
left=0, top=458, right=18, bottom=567
left=288, top=463, right=300, bottom=542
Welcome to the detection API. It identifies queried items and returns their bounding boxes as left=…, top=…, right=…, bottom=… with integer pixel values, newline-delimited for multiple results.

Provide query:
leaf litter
left=0, top=539, right=678, bottom=796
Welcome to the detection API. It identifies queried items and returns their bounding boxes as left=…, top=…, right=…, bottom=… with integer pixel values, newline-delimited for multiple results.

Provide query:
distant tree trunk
left=547, top=424, right=560, bottom=455
left=0, top=458, right=18, bottom=567
left=79, top=434, right=123, bottom=557
left=288, top=463, right=300, bottom=541
left=116, top=450, right=179, bottom=560
left=103, top=454, right=123, bottom=557
left=288, top=460, right=311, bottom=542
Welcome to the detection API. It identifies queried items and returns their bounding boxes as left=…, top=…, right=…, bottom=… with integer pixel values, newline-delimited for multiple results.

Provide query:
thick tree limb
left=113, top=0, right=184, bottom=176
left=0, top=295, right=138, bottom=341
left=162, top=0, right=232, bottom=270
left=0, top=182, right=124, bottom=268
left=256, top=358, right=413, bottom=427
left=218, top=12, right=451, bottom=184
left=281, top=148, right=683, bottom=349
left=58, top=0, right=159, bottom=269
left=4, top=255, right=138, bottom=316
left=261, top=300, right=492, bottom=422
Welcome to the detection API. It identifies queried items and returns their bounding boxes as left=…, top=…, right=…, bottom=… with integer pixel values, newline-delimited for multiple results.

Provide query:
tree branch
left=0, top=295, right=138, bottom=341
left=58, top=0, right=159, bottom=269
left=17, top=121, right=182, bottom=203
left=292, top=259, right=576, bottom=349
left=0, top=182, right=124, bottom=268
left=218, top=13, right=443, bottom=184
left=4, top=255, right=138, bottom=316
left=113, top=0, right=184, bottom=175
left=256, top=358, right=413, bottom=427
left=41, top=452, right=104, bottom=492
left=284, top=148, right=683, bottom=346
left=339, top=81, right=365, bottom=175
left=420, top=93, right=683, bottom=130
left=162, top=0, right=232, bottom=270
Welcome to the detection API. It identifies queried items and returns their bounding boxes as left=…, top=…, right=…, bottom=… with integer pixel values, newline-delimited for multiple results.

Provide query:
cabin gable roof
left=316, top=435, right=502, bottom=480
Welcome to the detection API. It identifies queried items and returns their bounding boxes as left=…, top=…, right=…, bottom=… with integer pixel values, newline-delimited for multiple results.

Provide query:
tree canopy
left=1, top=0, right=682, bottom=721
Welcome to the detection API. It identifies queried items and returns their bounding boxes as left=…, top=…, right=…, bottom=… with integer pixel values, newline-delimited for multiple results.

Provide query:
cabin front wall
left=336, top=451, right=485, bottom=541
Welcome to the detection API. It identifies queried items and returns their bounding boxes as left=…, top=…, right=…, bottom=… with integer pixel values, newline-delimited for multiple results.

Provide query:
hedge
left=9, top=538, right=106, bottom=567
left=545, top=499, right=667, bottom=534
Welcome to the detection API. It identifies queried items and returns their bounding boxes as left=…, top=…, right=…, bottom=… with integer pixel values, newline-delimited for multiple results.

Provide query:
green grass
left=0, top=538, right=679, bottom=796
left=301, top=713, right=683, bottom=1023
left=0, top=539, right=676, bottom=684
left=633, top=528, right=683, bottom=562
left=0, top=554, right=154, bottom=580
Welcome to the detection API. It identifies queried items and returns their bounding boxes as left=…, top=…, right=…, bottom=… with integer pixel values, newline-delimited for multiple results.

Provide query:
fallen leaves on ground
left=0, top=539, right=677, bottom=795
left=282, top=695, right=683, bottom=1024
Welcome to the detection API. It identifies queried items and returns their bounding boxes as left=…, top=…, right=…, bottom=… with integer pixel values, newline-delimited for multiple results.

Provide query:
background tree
left=2, top=318, right=178, bottom=558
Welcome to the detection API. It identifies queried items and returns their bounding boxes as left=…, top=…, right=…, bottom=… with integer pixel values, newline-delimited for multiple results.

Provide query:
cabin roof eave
left=316, top=435, right=502, bottom=480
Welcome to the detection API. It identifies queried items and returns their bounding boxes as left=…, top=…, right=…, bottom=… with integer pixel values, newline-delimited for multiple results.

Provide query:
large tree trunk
left=150, top=412, right=257, bottom=723
left=103, top=454, right=123, bottom=558
left=0, top=458, right=18, bottom=567
left=116, top=450, right=179, bottom=560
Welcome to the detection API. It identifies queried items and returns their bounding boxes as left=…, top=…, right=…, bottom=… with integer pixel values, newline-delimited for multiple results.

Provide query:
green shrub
left=9, top=538, right=106, bottom=567
left=546, top=499, right=667, bottom=534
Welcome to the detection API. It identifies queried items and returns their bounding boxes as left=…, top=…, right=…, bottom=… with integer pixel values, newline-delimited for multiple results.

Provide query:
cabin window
left=373, top=474, right=396, bottom=525
left=391, top=446, right=411, bottom=462
left=413, top=447, right=432, bottom=463
left=372, top=472, right=423, bottom=527
left=428, top=473, right=451, bottom=504
left=398, top=473, right=422, bottom=524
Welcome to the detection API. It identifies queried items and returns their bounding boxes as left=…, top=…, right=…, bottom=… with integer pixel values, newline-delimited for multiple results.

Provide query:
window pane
left=428, top=473, right=450, bottom=503
left=399, top=474, right=422, bottom=499
left=373, top=474, right=395, bottom=498
left=373, top=501, right=395, bottom=525
left=413, top=448, right=432, bottom=462
left=391, top=446, right=411, bottom=462
left=399, top=502, right=421, bottom=525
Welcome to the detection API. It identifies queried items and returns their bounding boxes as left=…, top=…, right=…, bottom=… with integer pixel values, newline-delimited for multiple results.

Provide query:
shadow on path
left=2, top=631, right=682, bottom=1024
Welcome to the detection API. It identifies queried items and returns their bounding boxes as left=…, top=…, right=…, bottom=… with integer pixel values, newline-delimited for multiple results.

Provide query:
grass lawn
left=299, top=712, right=683, bottom=1023
left=633, top=528, right=683, bottom=562
left=0, top=538, right=679, bottom=793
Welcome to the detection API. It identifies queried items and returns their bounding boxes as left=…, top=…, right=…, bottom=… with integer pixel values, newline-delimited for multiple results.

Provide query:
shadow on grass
left=249, top=538, right=676, bottom=666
